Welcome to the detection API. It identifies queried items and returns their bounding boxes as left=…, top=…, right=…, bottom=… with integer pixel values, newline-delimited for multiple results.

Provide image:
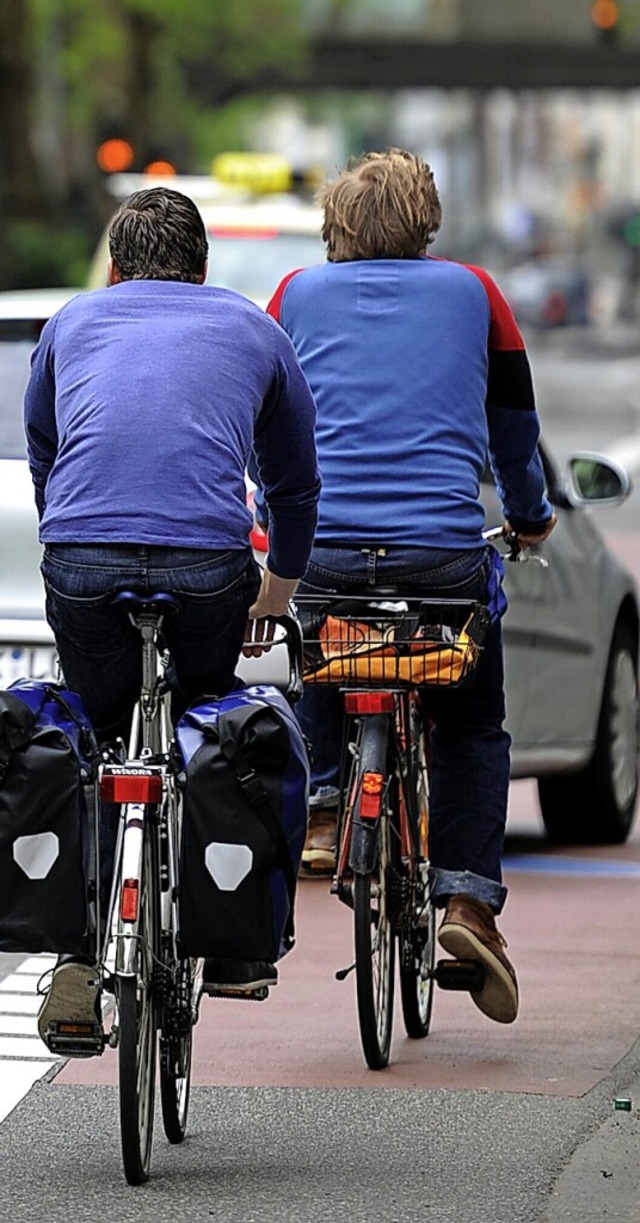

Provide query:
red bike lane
left=57, top=773, right=640, bottom=1101
left=57, top=527, right=640, bottom=1101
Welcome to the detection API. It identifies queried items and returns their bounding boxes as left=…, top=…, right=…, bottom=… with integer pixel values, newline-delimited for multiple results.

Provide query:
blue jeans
left=41, top=543, right=261, bottom=738
left=297, top=544, right=510, bottom=913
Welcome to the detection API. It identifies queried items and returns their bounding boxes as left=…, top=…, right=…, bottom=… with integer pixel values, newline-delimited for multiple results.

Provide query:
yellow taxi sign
left=211, top=152, right=292, bottom=195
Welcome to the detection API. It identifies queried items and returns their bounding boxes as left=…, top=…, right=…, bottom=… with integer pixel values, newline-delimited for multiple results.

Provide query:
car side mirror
left=566, top=452, right=632, bottom=506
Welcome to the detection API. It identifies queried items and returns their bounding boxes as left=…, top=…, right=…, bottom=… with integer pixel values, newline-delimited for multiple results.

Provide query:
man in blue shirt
left=268, top=149, right=556, bottom=1026
left=25, top=187, right=320, bottom=1037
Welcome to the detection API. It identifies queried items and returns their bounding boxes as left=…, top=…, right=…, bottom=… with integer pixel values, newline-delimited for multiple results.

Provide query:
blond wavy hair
left=317, top=148, right=442, bottom=262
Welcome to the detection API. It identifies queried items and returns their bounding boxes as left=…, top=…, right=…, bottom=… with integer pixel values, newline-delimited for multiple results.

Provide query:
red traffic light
left=591, top=0, right=619, bottom=31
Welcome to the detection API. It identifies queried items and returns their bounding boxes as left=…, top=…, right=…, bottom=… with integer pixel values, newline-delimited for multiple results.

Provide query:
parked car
left=1, top=289, right=638, bottom=846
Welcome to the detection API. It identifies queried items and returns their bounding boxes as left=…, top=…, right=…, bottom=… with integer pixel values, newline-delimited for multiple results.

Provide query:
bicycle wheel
left=399, top=898, right=435, bottom=1039
left=399, top=719, right=435, bottom=1039
left=353, top=793, right=395, bottom=1070
left=118, top=820, right=158, bottom=1185
left=159, top=957, right=194, bottom=1144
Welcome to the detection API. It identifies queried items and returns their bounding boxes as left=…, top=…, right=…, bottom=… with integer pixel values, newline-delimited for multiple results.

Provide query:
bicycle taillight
left=344, top=692, right=395, bottom=714
left=360, top=771, right=385, bottom=819
left=101, top=770, right=163, bottom=803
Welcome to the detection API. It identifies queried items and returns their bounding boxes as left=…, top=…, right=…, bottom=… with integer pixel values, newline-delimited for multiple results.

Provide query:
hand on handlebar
left=243, top=569, right=300, bottom=657
left=504, top=513, right=557, bottom=550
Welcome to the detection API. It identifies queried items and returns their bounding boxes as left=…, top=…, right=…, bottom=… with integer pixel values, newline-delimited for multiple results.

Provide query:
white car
left=0, top=289, right=82, bottom=688
left=1, top=289, right=638, bottom=847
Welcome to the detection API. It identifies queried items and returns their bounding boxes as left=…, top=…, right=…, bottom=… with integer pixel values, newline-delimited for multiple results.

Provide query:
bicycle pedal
left=203, top=985, right=270, bottom=1002
left=44, top=1020, right=106, bottom=1058
left=434, top=958, right=485, bottom=992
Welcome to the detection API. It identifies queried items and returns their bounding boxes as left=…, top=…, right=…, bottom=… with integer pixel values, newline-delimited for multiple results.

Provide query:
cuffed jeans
left=297, top=543, right=510, bottom=914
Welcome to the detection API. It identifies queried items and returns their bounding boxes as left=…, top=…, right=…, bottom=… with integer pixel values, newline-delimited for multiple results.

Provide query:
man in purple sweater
left=24, top=187, right=320, bottom=1036
left=268, top=149, right=556, bottom=1026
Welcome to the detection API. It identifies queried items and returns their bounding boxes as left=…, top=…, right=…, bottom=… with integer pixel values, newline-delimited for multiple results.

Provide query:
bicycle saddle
left=112, top=591, right=181, bottom=615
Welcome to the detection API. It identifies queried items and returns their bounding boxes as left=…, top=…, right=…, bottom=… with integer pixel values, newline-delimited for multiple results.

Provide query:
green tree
left=0, top=0, right=306, bottom=287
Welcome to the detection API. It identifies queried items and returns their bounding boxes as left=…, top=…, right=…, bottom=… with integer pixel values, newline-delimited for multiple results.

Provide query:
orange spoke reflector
left=344, top=692, right=395, bottom=714
left=121, top=878, right=140, bottom=923
left=101, top=773, right=163, bottom=803
left=360, top=771, right=384, bottom=819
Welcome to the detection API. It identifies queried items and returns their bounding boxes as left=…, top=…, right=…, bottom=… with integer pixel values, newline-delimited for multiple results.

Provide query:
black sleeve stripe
left=486, top=349, right=535, bottom=412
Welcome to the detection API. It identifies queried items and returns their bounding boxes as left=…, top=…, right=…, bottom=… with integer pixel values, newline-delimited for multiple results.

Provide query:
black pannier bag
left=175, top=684, right=309, bottom=963
left=0, top=680, right=98, bottom=955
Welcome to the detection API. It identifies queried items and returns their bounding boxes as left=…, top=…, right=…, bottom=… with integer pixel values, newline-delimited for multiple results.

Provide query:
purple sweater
left=24, top=280, right=320, bottom=579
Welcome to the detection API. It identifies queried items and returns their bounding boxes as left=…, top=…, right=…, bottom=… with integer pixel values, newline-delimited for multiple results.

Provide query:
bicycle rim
left=118, top=830, right=158, bottom=1184
left=159, top=960, right=194, bottom=1144
left=353, top=812, right=395, bottom=1069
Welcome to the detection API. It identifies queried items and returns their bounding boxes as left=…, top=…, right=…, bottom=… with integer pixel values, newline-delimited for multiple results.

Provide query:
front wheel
left=399, top=897, right=435, bottom=1040
left=159, top=958, right=194, bottom=1144
left=353, top=811, right=395, bottom=1070
left=538, top=621, right=639, bottom=844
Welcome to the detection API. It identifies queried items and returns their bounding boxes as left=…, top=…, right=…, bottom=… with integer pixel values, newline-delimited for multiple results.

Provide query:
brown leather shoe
left=438, top=895, right=519, bottom=1024
left=301, top=809, right=337, bottom=874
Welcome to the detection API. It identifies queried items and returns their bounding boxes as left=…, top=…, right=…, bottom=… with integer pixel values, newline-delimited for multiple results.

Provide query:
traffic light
left=591, top=0, right=620, bottom=44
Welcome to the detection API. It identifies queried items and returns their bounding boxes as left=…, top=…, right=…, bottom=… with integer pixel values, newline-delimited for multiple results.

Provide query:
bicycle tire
left=399, top=717, right=435, bottom=1039
left=399, top=901, right=435, bottom=1039
left=118, top=822, right=158, bottom=1185
left=353, top=796, right=395, bottom=1070
left=159, top=958, right=193, bottom=1144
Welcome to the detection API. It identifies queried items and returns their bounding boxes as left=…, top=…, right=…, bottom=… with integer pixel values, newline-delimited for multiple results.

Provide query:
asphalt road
left=1, top=327, right=640, bottom=1220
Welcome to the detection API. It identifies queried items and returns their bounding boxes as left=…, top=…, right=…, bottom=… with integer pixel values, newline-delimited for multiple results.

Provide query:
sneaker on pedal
left=37, top=959, right=104, bottom=1053
left=202, top=958, right=277, bottom=999
left=301, top=809, right=337, bottom=875
left=438, top=895, right=519, bottom=1024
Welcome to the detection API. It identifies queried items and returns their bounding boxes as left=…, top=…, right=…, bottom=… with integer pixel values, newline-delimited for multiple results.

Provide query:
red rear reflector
left=101, top=773, right=163, bottom=803
left=121, top=878, right=140, bottom=922
left=360, top=771, right=384, bottom=819
left=344, top=692, right=395, bottom=715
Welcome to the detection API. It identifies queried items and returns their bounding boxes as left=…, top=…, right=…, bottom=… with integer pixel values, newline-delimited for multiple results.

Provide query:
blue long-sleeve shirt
left=24, top=280, right=321, bottom=579
left=267, top=257, right=551, bottom=550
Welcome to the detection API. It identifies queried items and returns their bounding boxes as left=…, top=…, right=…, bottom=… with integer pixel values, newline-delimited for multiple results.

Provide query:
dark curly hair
left=108, top=187, right=208, bottom=283
left=317, top=148, right=442, bottom=262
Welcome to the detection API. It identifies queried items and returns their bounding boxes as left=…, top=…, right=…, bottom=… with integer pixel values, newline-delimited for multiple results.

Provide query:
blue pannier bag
left=0, top=680, right=98, bottom=955
left=175, top=685, right=309, bottom=963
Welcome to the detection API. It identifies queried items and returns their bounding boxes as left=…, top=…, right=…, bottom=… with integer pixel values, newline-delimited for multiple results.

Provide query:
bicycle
left=299, top=589, right=490, bottom=1069
left=86, top=591, right=195, bottom=1184
left=89, top=594, right=303, bottom=1184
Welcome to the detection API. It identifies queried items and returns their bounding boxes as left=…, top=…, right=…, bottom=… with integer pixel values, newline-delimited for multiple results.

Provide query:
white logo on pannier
left=13, top=832, right=60, bottom=880
left=205, top=842, right=253, bottom=891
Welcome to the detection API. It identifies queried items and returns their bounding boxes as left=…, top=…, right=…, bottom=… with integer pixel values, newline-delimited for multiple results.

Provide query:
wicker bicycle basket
left=298, top=596, right=490, bottom=689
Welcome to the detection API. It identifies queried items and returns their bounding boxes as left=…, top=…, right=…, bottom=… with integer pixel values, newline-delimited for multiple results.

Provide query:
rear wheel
left=118, top=823, right=158, bottom=1185
left=538, top=621, right=639, bottom=844
left=354, top=807, right=395, bottom=1070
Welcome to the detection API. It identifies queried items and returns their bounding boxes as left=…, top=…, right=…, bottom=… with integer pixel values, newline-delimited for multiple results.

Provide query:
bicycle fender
left=349, top=816, right=379, bottom=874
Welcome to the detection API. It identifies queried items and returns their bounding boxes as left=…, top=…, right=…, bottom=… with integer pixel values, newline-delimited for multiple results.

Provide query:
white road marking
left=0, top=956, right=58, bottom=1122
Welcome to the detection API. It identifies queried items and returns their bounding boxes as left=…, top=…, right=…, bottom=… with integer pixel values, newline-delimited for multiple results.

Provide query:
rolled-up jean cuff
left=429, top=868, right=508, bottom=915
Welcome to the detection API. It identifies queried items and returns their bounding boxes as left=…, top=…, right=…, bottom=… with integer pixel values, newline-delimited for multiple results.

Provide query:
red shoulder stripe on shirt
left=266, top=269, right=305, bottom=322
left=462, top=262, right=525, bottom=352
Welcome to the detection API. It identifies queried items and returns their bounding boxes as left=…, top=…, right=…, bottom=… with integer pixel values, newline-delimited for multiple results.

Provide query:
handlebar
left=239, top=609, right=304, bottom=702
left=483, top=525, right=549, bottom=568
